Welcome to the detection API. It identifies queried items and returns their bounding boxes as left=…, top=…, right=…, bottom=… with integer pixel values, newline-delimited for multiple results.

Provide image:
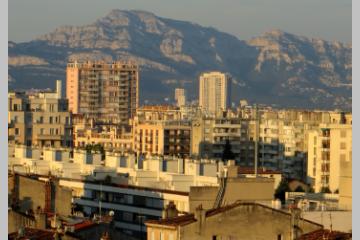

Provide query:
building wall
left=339, top=154, right=352, bottom=210
left=189, top=178, right=274, bottom=212
left=66, top=61, right=138, bottom=124
left=307, top=124, right=352, bottom=193
left=8, top=88, right=72, bottom=148
left=8, top=210, right=36, bottom=234
left=17, top=175, right=47, bottom=212
left=180, top=204, right=322, bottom=240
left=55, top=184, right=73, bottom=216
left=66, top=66, right=79, bottom=114
left=134, top=121, right=191, bottom=157
left=147, top=226, right=178, bottom=240
left=199, top=72, right=230, bottom=115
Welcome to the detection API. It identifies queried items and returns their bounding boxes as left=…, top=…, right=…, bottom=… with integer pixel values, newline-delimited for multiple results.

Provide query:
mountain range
left=8, top=9, right=352, bottom=110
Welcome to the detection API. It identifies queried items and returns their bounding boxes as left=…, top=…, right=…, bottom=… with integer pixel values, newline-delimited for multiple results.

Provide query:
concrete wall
left=302, top=211, right=352, bottom=233
left=55, top=184, right=73, bottom=216
left=339, top=157, right=352, bottom=210
left=17, top=175, right=47, bottom=212
left=8, top=210, right=36, bottom=234
left=189, top=178, right=274, bottom=212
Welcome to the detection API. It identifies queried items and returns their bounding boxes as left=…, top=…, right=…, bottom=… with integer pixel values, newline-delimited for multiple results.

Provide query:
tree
left=307, top=187, right=315, bottom=193
left=320, top=187, right=332, bottom=193
left=274, top=178, right=290, bottom=203
left=85, top=144, right=105, bottom=160
left=294, top=186, right=305, bottom=192
left=222, top=139, right=235, bottom=161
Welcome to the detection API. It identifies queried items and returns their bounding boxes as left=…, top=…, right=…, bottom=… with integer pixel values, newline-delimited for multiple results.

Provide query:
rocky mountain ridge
left=8, top=10, right=352, bottom=110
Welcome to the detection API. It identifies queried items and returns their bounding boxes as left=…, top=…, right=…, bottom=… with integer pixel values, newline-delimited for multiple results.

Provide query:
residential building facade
left=199, top=72, right=231, bottom=115
left=8, top=80, right=72, bottom=148
left=66, top=61, right=138, bottom=124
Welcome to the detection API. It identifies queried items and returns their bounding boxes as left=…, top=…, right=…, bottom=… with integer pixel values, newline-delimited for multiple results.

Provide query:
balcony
left=36, top=134, right=63, bottom=140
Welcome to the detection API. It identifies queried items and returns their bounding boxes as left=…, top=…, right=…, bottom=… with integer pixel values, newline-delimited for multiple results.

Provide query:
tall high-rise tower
left=174, top=88, right=186, bottom=107
left=66, top=61, right=139, bottom=124
left=199, top=71, right=231, bottom=114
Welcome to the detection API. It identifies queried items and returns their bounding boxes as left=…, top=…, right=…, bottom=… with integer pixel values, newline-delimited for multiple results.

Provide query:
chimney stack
left=56, top=80, right=62, bottom=99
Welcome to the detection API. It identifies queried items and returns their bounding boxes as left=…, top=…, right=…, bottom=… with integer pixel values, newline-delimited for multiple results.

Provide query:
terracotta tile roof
left=145, top=213, right=196, bottom=227
left=298, top=229, right=352, bottom=240
left=145, top=202, right=323, bottom=228
left=73, top=220, right=97, bottom=231
left=8, top=228, right=54, bottom=240
left=238, top=167, right=282, bottom=175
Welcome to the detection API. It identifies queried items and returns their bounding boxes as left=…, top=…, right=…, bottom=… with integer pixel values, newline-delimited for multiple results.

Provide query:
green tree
left=320, top=187, right=332, bottom=193
left=222, top=139, right=235, bottom=161
left=274, top=178, right=290, bottom=203
left=294, top=186, right=305, bottom=192
left=85, top=144, right=105, bottom=160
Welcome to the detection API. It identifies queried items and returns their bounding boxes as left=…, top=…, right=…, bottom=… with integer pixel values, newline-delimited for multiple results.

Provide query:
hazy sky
left=9, top=0, right=351, bottom=43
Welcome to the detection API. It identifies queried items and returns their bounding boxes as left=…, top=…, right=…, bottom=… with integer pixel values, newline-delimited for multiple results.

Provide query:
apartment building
left=191, top=116, right=255, bottom=166
left=174, top=88, right=186, bottom=107
left=199, top=72, right=231, bottom=115
left=66, top=61, right=138, bottom=124
left=8, top=80, right=72, bottom=148
left=74, top=123, right=133, bottom=151
left=307, top=124, right=352, bottom=193
left=136, top=105, right=183, bottom=121
left=133, top=119, right=191, bottom=157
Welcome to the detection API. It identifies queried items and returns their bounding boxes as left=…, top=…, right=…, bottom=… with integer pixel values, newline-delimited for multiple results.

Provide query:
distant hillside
left=8, top=9, right=352, bottom=110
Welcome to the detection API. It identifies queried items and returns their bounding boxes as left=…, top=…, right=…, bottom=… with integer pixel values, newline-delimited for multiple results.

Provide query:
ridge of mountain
left=8, top=9, right=352, bottom=110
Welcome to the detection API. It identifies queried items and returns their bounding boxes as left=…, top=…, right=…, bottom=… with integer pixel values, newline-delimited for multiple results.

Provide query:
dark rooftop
left=298, top=229, right=352, bottom=240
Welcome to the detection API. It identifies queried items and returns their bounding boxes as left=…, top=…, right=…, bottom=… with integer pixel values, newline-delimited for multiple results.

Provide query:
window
left=277, top=234, right=283, bottom=240
left=15, top=128, right=20, bottom=135
left=340, top=142, right=346, bottom=150
left=340, top=130, right=347, bottom=138
left=340, top=154, right=346, bottom=162
left=123, top=212, right=133, bottom=222
left=49, top=117, right=53, bottom=124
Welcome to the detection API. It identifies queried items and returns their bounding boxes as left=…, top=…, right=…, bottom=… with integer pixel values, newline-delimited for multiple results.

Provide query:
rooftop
left=145, top=201, right=322, bottom=227
left=8, top=228, right=54, bottom=240
left=298, top=229, right=352, bottom=240
left=237, top=167, right=282, bottom=175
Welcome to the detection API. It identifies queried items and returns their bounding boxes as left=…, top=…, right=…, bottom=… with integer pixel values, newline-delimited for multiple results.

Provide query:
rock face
left=8, top=10, right=351, bottom=109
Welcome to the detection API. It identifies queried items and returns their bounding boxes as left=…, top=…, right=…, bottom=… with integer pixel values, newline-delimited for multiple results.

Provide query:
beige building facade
left=307, top=124, right=352, bottom=193
left=8, top=81, right=72, bottom=148
left=174, top=88, right=186, bottom=107
left=199, top=72, right=231, bottom=115
left=146, top=202, right=323, bottom=240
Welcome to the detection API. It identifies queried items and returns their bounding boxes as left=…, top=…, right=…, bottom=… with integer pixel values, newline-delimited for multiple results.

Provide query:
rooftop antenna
left=254, top=104, right=259, bottom=177
left=329, top=212, right=333, bottom=232
left=99, top=182, right=103, bottom=222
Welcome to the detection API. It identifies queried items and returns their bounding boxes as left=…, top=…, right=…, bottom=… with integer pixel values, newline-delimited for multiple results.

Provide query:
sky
left=9, top=0, right=351, bottom=43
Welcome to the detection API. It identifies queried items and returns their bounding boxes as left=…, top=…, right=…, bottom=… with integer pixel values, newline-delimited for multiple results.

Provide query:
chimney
left=34, top=209, right=47, bottom=230
left=194, top=204, right=206, bottom=235
left=162, top=201, right=179, bottom=219
left=56, top=80, right=62, bottom=99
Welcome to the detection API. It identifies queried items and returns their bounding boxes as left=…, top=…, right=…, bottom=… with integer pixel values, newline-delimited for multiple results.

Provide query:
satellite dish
left=109, top=210, right=114, bottom=216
